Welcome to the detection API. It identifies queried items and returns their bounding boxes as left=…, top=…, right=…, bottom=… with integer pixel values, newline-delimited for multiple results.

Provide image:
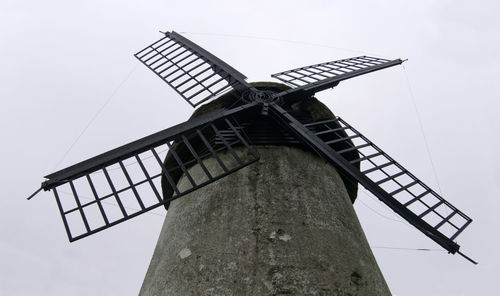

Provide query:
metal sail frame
left=269, top=104, right=471, bottom=254
left=40, top=103, right=260, bottom=241
left=30, top=31, right=474, bottom=263
left=135, top=31, right=256, bottom=107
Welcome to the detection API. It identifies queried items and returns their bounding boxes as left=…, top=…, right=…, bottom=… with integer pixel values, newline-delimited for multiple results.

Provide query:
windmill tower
left=29, top=31, right=475, bottom=294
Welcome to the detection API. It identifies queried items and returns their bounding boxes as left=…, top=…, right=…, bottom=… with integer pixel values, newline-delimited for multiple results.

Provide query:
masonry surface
left=140, top=145, right=391, bottom=295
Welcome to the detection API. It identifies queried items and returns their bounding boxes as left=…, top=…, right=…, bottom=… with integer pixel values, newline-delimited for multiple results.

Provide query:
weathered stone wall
left=140, top=146, right=390, bottom=295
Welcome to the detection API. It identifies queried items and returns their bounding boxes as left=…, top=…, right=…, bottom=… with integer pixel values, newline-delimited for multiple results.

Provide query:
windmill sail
left=135, top=31, right=255, bottom=107
left=271, top=56, right=402, bottom=103
left=39, top=103, right=260, bottom=241
left=270, top=104, right=472, bottom=254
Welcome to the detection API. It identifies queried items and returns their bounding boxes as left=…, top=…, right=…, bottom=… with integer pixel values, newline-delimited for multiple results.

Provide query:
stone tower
left=140, top=83, right=391, bottom=295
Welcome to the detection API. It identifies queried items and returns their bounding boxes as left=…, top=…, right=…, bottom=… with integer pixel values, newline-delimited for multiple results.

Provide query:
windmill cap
left=160, top=82, right=359, bottom=209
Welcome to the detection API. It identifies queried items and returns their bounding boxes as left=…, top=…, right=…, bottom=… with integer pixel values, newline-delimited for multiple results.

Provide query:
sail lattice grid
left=304, top=117, right=472, bottom=243
left=271, top=56, right=394, bottom=88
left=135, top=32, right=250, bottom=107
left=48, top=116, right=258, bottom=241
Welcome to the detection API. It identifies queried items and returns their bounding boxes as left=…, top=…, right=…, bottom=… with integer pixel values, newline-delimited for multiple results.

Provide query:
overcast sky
left=1, top=1, right=499, bottom=295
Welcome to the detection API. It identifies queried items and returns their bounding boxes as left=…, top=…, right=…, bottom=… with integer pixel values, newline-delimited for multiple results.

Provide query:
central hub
left=248, top=90, right=280, bottom=104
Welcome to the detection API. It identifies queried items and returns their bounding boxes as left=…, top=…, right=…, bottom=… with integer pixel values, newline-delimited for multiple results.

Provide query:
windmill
left=28, top=31, right=475, bottom=265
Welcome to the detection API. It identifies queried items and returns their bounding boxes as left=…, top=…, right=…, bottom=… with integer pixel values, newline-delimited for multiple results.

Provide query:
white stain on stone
left=278, top=234, right=292, bottom=241
left=263, top=280, right=274, bottom=291
left=199, top=264, right=205, bottom=271
left=178, top=248, right=192, bottom=259
left=270, top=231, right=292, bottom=242
left=228, top=261, right=237, bottom=270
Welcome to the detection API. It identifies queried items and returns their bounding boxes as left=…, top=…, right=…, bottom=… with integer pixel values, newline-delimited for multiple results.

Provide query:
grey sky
left=1, top=1, right=499, bottom=295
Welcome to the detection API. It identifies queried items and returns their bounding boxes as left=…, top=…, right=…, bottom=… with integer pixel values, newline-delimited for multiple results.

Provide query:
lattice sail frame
left=42, top=104, right=259, bottom=241
left=269, top=104, right=471, bottom=253
left=271, top=56, right=394, bottom=88
left=303, top=117, right=472, bottom=243
left=270, top=56, right=403, bottom=104
left=135, top=31, right=254, bottom=107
